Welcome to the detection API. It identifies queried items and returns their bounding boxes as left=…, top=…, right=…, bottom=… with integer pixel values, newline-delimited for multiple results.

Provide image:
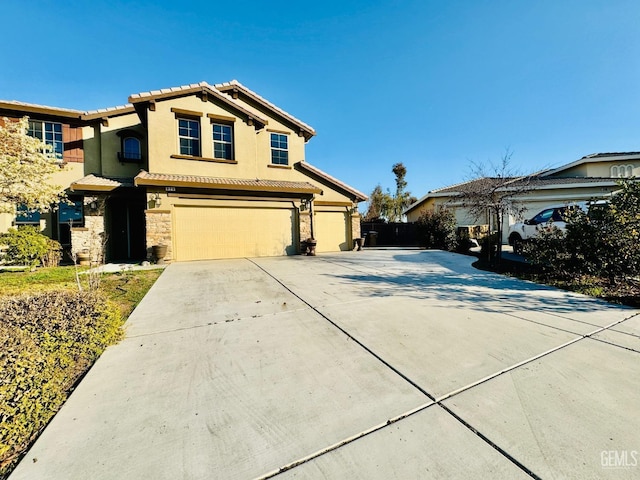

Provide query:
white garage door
left=174, top=205, right=297, bottom=261
left=314, top=211, right=348, bottom=253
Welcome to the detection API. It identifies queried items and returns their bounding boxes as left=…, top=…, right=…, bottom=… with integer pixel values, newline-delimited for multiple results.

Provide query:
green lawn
left=0, top=266, right=163, bottom=316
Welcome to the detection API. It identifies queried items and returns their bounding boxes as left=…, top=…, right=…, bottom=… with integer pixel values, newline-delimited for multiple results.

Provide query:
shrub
left=41, top=238, right=62, bottom=268
left=0, top=226, right=49, bottom=268
left=0, top=290, right=122, bottom=475
left=522, top=225, right=570, bottom=277
left=415, top=207, right=457, bottom=250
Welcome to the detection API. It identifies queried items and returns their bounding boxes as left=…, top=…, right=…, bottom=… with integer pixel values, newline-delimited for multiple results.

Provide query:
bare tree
left=455, top=150, right=537, bottom=263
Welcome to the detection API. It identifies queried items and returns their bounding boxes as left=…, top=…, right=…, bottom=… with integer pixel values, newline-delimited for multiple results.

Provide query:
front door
left=106, top=193, right=146, bottom=261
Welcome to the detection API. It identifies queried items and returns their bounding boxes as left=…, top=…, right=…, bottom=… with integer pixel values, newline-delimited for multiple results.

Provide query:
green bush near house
left=415, top=207, right=457, bottom=251
left=0, top=226, right=61, bottom=268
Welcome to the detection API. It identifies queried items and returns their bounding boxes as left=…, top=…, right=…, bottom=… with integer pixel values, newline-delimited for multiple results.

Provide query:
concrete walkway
left=9, top=250, right=640, bottom=479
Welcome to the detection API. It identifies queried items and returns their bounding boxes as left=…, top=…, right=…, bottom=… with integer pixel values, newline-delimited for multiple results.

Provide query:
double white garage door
left=173, top=205, right=348, bottom=261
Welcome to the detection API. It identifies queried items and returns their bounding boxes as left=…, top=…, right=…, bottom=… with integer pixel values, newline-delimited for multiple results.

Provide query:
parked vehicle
left=507, top=201, right=607, bottom=254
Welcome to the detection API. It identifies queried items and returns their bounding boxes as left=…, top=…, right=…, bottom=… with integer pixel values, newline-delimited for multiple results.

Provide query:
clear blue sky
left=3, top=0, right=640, bottom=203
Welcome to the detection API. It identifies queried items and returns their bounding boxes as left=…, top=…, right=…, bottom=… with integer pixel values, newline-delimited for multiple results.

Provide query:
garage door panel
left=315, top=211, right=349, bottom=253
left=174, top=206, right=297, bottom=261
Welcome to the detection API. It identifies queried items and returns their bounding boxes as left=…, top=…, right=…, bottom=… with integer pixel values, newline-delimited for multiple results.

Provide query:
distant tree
left=364, top=162, right=417, bottom=222
left=454, top=149, right=536, bottom=263
left=363, top=184, right=393, bottom=222
left=389, top=162, right=415, bottom=222
left=0, top=117, right=65, bottom=214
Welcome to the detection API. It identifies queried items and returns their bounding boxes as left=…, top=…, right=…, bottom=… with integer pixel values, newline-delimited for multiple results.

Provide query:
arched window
left=611, top=166, right=619, bottom=178
left=118, top=133, right=143, bottom=162
left=611, top=164, right=635, bottom=178
left=123, top=137, right=141, bottom=160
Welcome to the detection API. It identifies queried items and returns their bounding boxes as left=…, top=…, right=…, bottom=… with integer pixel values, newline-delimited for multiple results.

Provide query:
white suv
left=508, top=204, right=577, bottom=254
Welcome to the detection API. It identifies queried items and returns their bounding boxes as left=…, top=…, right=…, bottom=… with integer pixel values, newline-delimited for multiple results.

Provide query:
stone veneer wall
left=145, top=210, right=172, bottom=261
left=299, top=211, right=311, bottom=251
left=71, top=213, right=105, bottom=263
left=351, top=211, right=362, bottom=243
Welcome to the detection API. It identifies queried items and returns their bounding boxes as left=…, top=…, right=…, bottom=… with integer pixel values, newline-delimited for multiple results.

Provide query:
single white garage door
left=314, top=211, right=349, bottom=253
left=174, top=205, right=297, bottom=261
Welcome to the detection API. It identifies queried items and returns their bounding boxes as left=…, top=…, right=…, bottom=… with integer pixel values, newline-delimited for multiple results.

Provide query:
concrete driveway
left=10, top=250, right=640, bottom=479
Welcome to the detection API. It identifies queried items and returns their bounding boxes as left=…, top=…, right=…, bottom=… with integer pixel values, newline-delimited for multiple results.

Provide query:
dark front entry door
left=107, top=194, right=146, bottom=261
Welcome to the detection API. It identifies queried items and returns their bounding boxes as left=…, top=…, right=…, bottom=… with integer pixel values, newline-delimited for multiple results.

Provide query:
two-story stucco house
left=0, top=80, right=367, bottom=262
left=405, top=152, right=640, bottom=243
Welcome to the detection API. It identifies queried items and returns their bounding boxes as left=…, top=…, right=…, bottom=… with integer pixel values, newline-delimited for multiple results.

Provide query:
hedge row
left=0, top=290, right=122, bottom=476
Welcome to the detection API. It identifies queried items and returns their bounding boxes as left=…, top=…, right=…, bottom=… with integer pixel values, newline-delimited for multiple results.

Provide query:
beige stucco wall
left=102, top=113, right=146, bottom=178
left=82, top=125, right=101, bottom=175
left=82, top=113, right=145, bottom=178
left=51, top=162, right=85, bottom=190
left=146, top=96, right=262, bottom=178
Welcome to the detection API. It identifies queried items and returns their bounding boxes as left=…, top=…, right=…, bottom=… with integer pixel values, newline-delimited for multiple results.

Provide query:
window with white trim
left=270, top=133, right=288, bottom=165
left=178, top=118, right=200, bottom=156
left=28, top=120, right=63, bottom=161
left=212, top=123, right=234, bottom=160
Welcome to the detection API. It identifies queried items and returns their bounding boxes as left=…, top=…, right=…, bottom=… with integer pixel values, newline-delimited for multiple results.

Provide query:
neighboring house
left=1, top=80, right=367, bottom=262
left=405, top=152, right=640, bottom=243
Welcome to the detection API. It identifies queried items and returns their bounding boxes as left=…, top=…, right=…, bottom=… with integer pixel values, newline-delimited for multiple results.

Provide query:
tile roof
left=70, top=175, right=134, bottom=192
left=580, top=152, right=640, bottom=159
left=215, top=80, right=316, bottom=137
left=0, top=100, right=85, bottom=119
left=134, top=171, right=322, bottom=195
left=128, top=81, right=269, bottom=126
left=295, top=161, right=367, bottom=201
left=82, top=104, right=136, bottom=119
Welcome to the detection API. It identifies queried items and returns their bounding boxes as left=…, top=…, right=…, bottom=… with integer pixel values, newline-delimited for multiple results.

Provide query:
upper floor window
left=611, top=164, right=634, bottom=178
left=270, top=133, right=288, bottom=165
left=119, top=137, right=142, bottom=162
left=212, top=123, right=233, bottom=160
left=28, top=120, right=63, bottom=161
left=178, top=118, right=200, bottom=156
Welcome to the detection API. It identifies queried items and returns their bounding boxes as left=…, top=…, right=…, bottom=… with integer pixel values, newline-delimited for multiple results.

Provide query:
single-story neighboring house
left=405, top=152, right=640, bottom=243
left=0, top=80, right=367, bottom=262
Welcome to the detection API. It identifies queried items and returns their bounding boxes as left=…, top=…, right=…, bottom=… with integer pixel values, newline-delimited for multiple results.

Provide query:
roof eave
left=128, top=83, right=269, bottom=127
left=295, top=161, right=367, bottom=202
left=134, top=172, right=322, bottom=195
left=216, top=81, right=316, bottom=140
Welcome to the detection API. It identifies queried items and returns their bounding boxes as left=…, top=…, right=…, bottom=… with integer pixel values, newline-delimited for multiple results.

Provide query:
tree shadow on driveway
left=326, top=250, right=635, bottom=318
